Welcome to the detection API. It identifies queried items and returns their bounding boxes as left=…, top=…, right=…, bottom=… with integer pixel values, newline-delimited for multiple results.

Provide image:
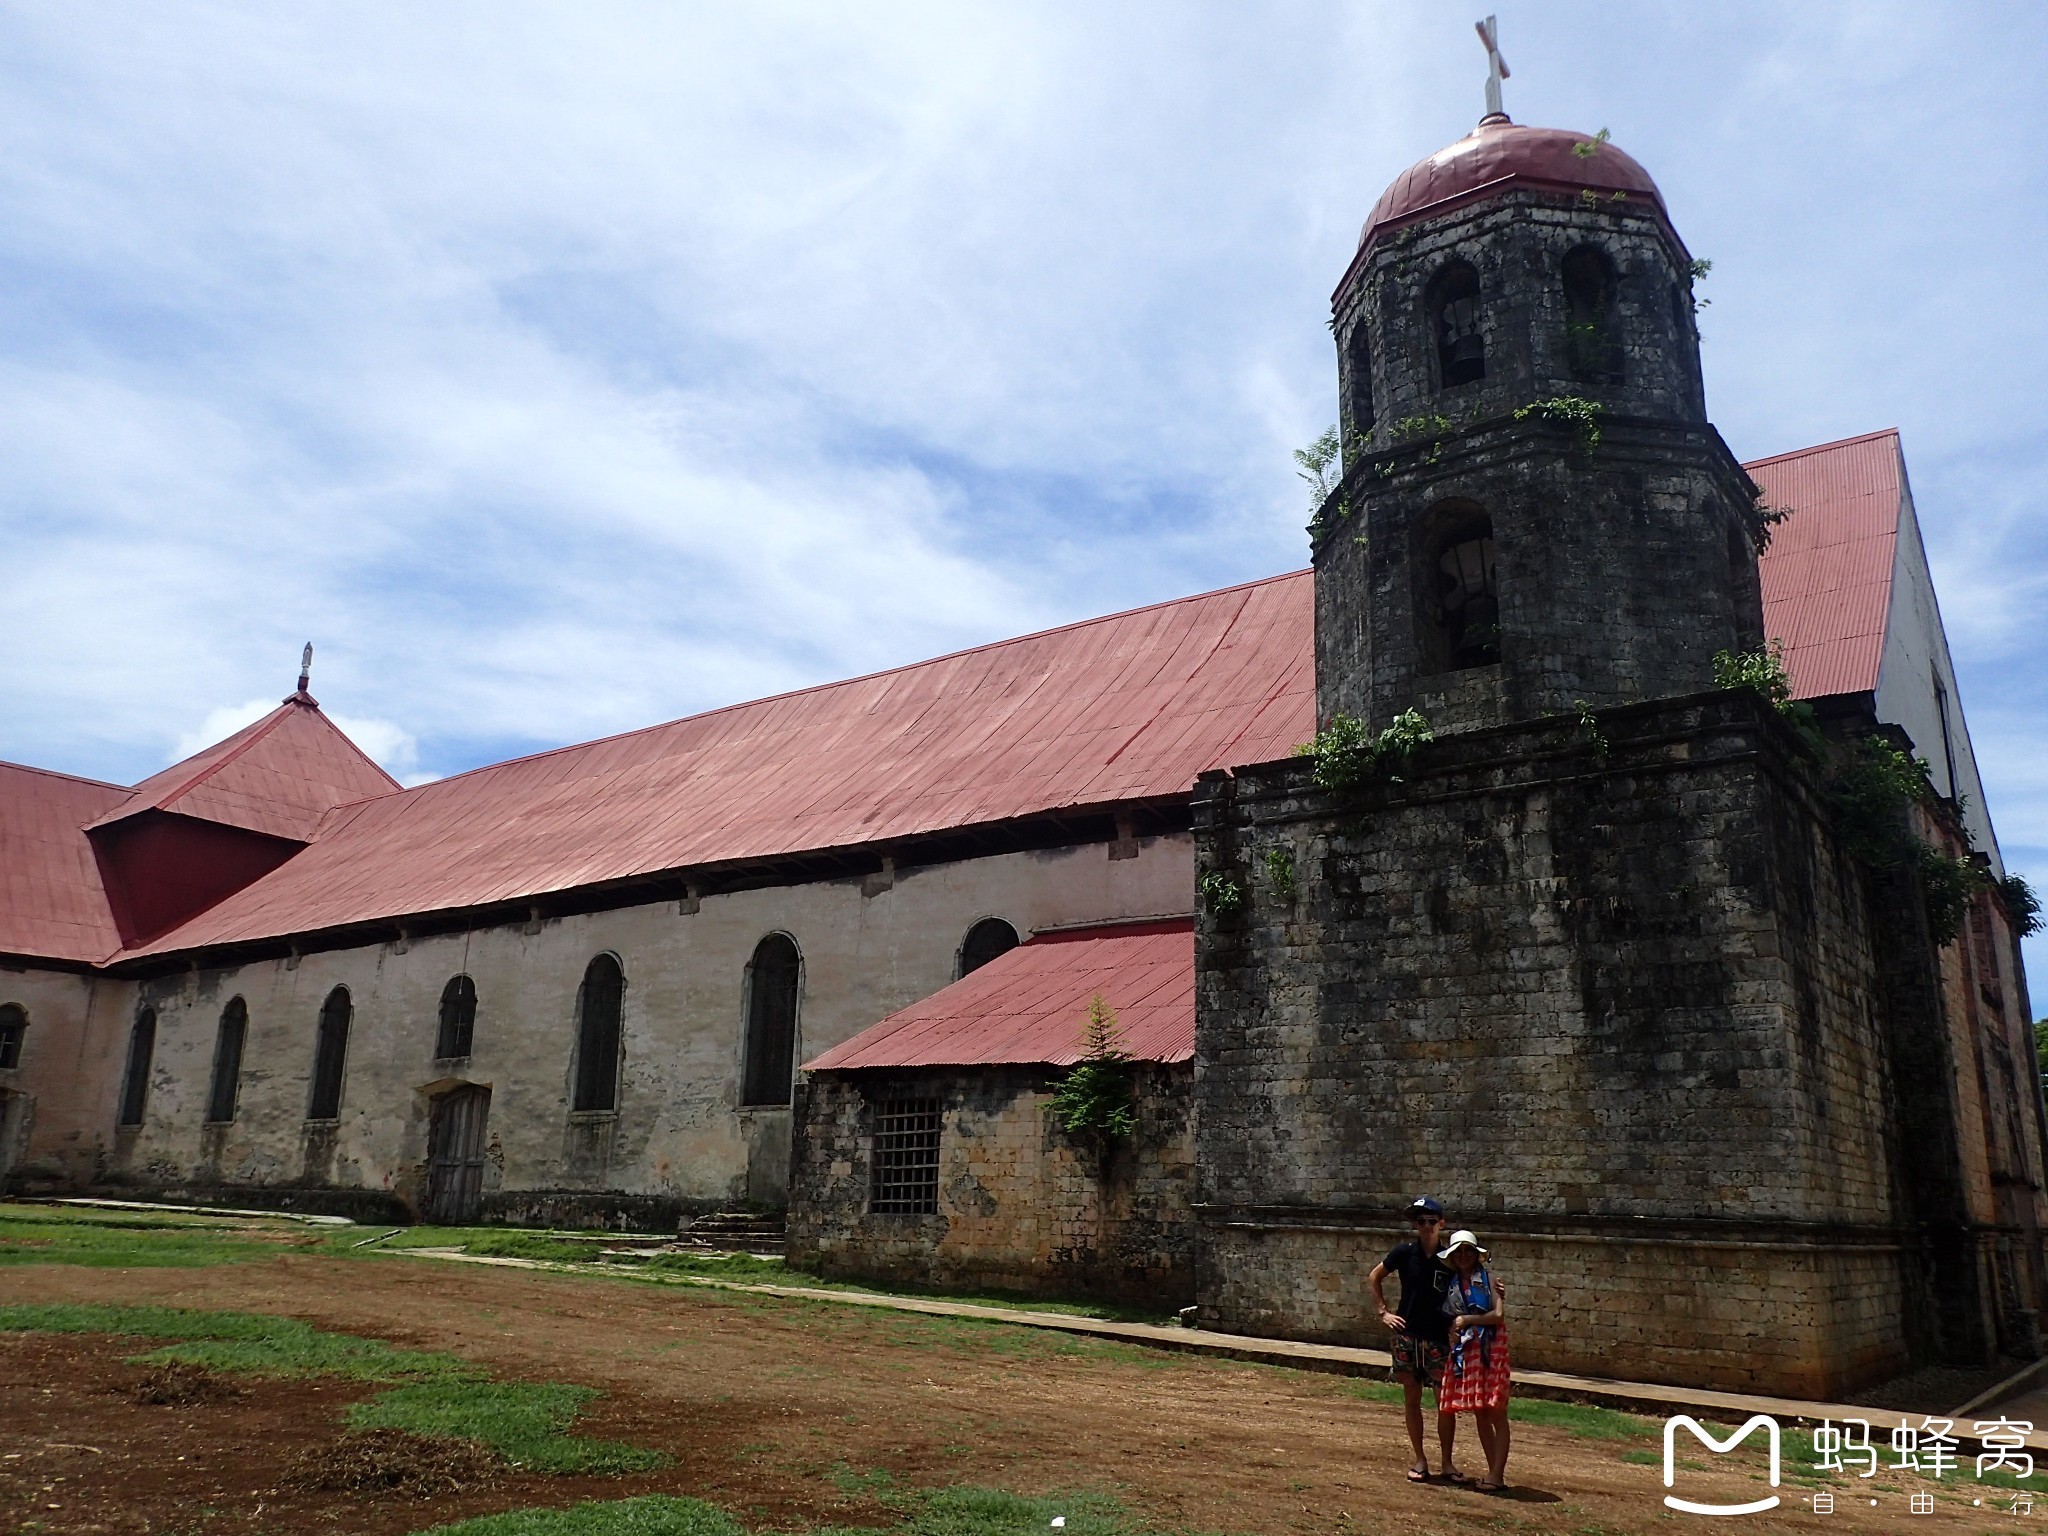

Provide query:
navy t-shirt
left=1383, top=1239, right=1453, bottom=1347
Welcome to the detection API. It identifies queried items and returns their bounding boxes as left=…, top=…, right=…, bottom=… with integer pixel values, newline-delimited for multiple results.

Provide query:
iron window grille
left=870, top=1098, right=942, bottom=1215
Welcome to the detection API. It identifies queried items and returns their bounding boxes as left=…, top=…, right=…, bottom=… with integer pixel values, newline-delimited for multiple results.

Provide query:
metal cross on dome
left=1474, top=14, right=1510, bottom=120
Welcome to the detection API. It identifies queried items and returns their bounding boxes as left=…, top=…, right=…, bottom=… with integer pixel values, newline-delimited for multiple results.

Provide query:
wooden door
left=425, top=1085, right=490, bottom=1224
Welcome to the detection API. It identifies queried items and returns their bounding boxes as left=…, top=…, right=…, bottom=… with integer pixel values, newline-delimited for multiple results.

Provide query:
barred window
left=870, top=1098, right=941, bottom=1215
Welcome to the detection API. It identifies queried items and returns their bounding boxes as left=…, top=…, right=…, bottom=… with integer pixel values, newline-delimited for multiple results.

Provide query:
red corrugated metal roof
left=1751, top=429, right=1903, bottom=702
left=87, top=695, right=399, bottom=844
left=0, top=430, right=1911, bottom=968
left=0, top=761, right=126, bottom=963
left=804, top=919, right=1194, bottom=1070
left=122, top=574, right=1315, bottom=956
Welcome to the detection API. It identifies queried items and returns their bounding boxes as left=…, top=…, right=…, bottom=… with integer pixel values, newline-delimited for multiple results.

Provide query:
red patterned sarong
left=1438, top=1324, right=1511, bottom=1413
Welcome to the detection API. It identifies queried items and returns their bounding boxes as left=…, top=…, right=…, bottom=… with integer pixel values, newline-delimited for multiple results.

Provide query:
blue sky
left=3, top=3, right=2044, bottom=989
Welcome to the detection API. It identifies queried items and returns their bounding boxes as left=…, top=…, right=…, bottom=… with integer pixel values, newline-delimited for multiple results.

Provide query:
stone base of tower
left=1191, top=689, right=2003, bottom=1400
left=1195, top=1214, right=1922, bottom=1397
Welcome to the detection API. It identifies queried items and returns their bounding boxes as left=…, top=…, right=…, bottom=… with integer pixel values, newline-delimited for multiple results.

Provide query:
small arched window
left=1343, top=323, right=1376, bottom=438
left=572, top=955, right=625, bottom=1113
left=206, top=998, right=248, bottom=1125
left=118, top=1007, right=157, bottom=1127
left=1427, top=261, right=1486, bottom=388
left=0, top=1003, right=25, bottom=1071
left=1419, top=511, right=1501, bottom=672
left=308, top=986, right=351, bottom=1120
left=959, top=918, right=1021, bottom=979
left=436, top=974, right=478, bottom=1060
left=741, top=934, right=802, bottom=1108
left=1561, top=245, right=1623, bottom=384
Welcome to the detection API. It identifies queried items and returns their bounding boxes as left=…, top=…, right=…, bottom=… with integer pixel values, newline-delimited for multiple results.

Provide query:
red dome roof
left=1357, top=115, right=1667, bottom=254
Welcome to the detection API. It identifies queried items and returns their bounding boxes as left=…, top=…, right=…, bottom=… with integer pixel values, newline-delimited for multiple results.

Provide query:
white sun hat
left=1436, top=1229, right=1488, bottom=1260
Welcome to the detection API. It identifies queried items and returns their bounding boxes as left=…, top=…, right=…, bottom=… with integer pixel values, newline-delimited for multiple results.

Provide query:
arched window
left=436, top=974, right=478, bottom=1060
left=1419, top=511, right=1501, bottom=672
left=1561, top=245, right=1623, bottom=384
left=572, top=955, right=624, bottom=1113
left=206, top=998, right=247, bottom=1125
left=1427, top=261, right=1486, bottom=388
left=959, top=918, right=1021, bottom=979
left=118, top=1008, right=156, bottom=1127
left=1344, top=323, right=1376, bottom=438
left=0, top=1003, right=25, bottom=1071
left=307, top=987, right=351, bottom=1120
left=741, top=934, right=802, bottom=1108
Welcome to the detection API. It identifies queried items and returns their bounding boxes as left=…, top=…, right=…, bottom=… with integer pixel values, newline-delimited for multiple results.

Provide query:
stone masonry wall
left=1193, top=689, right=1942, bottom=1396
left=788, top=1063, right=1194, bottom=1305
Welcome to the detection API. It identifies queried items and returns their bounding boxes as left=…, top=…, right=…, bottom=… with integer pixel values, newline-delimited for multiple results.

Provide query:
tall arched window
left=118, top=1008, right=156, bottom=1127
left=741, top=934, right=802, bottom=1108
left=1344, top=323, right=1376, bottom=438
left=0, top=1003, right=25, bottom=1071
left=1561, top=245, right=1622, bottom=384
left=307, top=987, right=351, bottom=1120
left=572, top=955, right=624, bottom=1113
left=436, top=974, right=478, bottom=1060
left=206, top=998, right=247, bottom=1125
left=1427, top=261, right=1486, bottom=387
left=1418, top=510, right=1501, bottom=672
left=959, top=918, right=1020, bottom=979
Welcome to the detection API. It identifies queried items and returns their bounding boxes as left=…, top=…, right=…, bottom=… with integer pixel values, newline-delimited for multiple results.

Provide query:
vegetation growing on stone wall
left=1513, top=395, right=1602, bottom=456
left=1264, top=847, right=1297, bottom=901
left=1713, top=642, right=1822, bottom=746
left=1197, top=872, right=1244, bottom=915
left=1572, top=699, right=1609, bottom=759
left=1743, top=484, right=1794, bottom=553
left=1293, top=709, right=1434, bottom=792
left=1829, top=735, right=1934, bottom=868
left=1998, top=873, right=2044, bottom=937
left=1050, top=996, right=1136, bottom=1142
left=1384, top=412, right=1458, bottom=472
left=1918, top=846, right=1991, bottom=949
left=1298, top=418, right=1365, bottom=542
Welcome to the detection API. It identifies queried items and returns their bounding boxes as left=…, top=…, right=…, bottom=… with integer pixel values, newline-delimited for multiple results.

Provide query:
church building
left=2, top=93, right=2040, bottom=1401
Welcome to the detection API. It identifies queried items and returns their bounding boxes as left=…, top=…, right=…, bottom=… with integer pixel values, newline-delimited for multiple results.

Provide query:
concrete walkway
left=392, top=1246, right=2048, bottom=1450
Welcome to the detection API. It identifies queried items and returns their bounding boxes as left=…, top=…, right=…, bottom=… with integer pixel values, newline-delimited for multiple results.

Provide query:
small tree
left=1050, top=995, right=1136, bottom=1142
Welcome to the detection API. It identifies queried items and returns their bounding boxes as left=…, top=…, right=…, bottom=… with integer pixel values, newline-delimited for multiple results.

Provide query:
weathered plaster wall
left=788, top=1063, right=1194, bottom=1304
left=21, top=834, right=1193, bottom=1222
left=0, top=964, right=101, bottom=1185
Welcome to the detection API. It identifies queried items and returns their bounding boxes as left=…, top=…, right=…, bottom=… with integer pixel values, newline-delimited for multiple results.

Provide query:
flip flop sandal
left=1405, top=1467, right=1429, bottom=1482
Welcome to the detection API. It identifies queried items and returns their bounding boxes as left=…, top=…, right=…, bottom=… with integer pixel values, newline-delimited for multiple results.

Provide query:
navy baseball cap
left=1405, top=1196, right=1444, bottom=1219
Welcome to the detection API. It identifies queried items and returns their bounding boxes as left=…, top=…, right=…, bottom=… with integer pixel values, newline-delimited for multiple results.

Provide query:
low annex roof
left=0, top=762, right=126, bottom=964
left=122, top=574, right=1315, bottom=957
left=1750, top=429, right=1903, bottom=702
left=803, top=919, right=1195, bottom=1072
left=86, top=693, right=400, bottom=844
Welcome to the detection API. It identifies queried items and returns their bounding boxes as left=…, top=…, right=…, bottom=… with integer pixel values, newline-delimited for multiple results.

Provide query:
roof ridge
left=1743, top=427, right=1900, bottom=471
left=122, top=701, right=299, bottom=811
left=333, top=568, right=1315, bottom=806
left=0, top=758, right=128, bottom=791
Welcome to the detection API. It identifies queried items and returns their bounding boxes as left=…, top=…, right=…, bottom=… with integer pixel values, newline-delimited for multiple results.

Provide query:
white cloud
left=172, top=697, right=422, bottom=786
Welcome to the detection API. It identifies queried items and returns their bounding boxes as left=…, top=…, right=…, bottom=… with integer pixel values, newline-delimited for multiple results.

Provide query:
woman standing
left=1437, top=1230, right=1512, bottom=1491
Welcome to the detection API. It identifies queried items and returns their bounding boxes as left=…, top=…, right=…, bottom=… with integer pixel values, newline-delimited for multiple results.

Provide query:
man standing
left=1368, top=1196, right=1458, bottom=1482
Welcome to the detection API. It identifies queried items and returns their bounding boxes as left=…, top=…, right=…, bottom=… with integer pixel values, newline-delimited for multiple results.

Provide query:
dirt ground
left=0, top=1253, right=2015, bottom=1534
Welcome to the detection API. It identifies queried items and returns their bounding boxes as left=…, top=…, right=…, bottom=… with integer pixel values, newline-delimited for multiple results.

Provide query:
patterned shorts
left=1388, top=1331, right=1445, bottom=1387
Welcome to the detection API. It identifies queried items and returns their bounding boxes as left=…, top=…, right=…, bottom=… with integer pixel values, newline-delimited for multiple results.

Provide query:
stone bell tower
left=1192, top=58, right=1990, bottom=1399
left=1312, top=107, right=1764, bottom=732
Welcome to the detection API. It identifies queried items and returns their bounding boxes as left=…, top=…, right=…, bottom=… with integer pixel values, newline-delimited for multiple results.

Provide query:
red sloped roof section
left=804, top=919, right=1195, bottom=1071
left=127, top=574, right=1316, bottom=954
left=89, top=697, right=401, bottom=844
left=0, top=762, right=126, bottom=963
left=1749, top=429, right=1902, bottom=701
